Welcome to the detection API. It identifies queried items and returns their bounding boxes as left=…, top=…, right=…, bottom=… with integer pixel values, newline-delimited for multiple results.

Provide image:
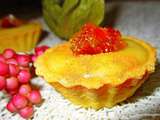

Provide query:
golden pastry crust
left=51, top=72, right=148, bottom=109
left=0, top=23, right=41, bottom=52
left=35, top=36, right=156, bottom=89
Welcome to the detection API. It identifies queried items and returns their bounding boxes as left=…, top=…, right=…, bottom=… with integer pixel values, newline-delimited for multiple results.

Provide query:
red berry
left=3, top=49, right=16, bottom=59
left=0, top=61, right=9, bottom=76
left=19, top=84, right=31, bottom=97
left=19, top=66, right=30, bottom=71
left=35, top=45, right=49, bottom=56
left=19, top=105, right=34, bottom=119
left=18, top=70, right=31, bottom=83
left=6, top=77, right=19, bottom=90
left=0, top=54, right=5, bottom=63
left=0, top=49, right=44, bottom=119
left=0, top=76, right=6, bottom=90
left=28, top=90, right=42, bottom=104
left=7, top=89, right=18, bottom=96
left=70, top=23, right=126, bottom=55
left=31, top=54, right=37, bottom=62
left=9, top=64, right=19, bottom=76
left=12, top=94, right=28, bottom=109
left=16, top=54, right=31, bottom=67
left=6, top=100, right=17, bottom=113
left=6, top=58, right=18, bottom=65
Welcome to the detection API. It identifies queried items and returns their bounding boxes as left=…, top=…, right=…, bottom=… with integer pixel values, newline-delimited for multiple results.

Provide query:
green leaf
left=62, top=0, right=79, bottom=15
left=87, top=0, right=105, bottom=25
left=43, top=0, right=105, bottom=39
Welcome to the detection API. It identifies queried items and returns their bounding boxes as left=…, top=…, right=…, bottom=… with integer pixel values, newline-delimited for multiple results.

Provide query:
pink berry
left=31, top=54, right=37, bottom=62
left=9, top=64, right=19, bottom=76
left=3, top=49, right=16, bottom=59
left=7, top=89, right=18, bottom=96
left=36, top=50, right=43, bottom=56
left=19, top=84, right=31, bottom=97
left=0, top=61, right=9, bottom=76
left=12, top=94, right=28, bottom=109
left=6, top=77, right=19, bottom=90
left=6, top=58, right=18, bottom=65
left=19, top=66, right=30, bottom=71
left=16, top=54, right=31, bottom=67
left=0, top=76, right=6, bottom=90
left=35, top=45, right=49, bottom=56
left=6, top=100, right=17, bottom=113
left=28, top=90, right=42, bottom=104
left=18, top=70, right=31, bottom=83
left=19, top=105, right=34, bottom=119
left=0, top=54, right=5, bottom=63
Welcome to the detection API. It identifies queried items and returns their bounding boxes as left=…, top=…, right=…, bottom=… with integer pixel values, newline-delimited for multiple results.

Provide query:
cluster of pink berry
left=0, top=46, right=49, bottom=119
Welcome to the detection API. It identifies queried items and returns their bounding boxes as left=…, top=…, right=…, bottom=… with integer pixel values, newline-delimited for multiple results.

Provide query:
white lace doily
left=1, top=7, right=160, bottom=119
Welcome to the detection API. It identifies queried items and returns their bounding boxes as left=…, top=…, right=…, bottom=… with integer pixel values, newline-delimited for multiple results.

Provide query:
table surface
left=0, top=1, right=160, bottom=120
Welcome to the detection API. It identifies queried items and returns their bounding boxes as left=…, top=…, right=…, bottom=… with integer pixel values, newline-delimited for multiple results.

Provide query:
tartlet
left=0, top=15, right=41, bottom=52
left=35, top=24, right=156, bottom=109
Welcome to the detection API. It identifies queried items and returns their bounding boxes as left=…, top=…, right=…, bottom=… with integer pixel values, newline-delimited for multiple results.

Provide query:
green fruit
left=42, top=0, right=105, bottom=39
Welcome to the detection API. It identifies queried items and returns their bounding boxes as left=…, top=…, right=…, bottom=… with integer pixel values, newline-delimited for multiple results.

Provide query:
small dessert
left=35, top=23, right=156, bottom=109
left=0, top=14, right=42, bottom=52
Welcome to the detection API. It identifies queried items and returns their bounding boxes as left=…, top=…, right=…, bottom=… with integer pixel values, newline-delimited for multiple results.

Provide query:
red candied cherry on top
left=70, top=23, right=126, bottom=55
left=0, top=14, right=23, bottom=28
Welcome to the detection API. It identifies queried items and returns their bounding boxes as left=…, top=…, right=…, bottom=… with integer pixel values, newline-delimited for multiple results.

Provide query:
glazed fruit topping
left=0, top=14, right=24, bottom=28
left=70, top=23, right=126, bottom=55
left=0, top=46, right=49, bottom=119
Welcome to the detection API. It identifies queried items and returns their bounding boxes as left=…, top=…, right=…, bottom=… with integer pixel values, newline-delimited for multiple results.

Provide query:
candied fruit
left=70, top=23, right=126, bottom=55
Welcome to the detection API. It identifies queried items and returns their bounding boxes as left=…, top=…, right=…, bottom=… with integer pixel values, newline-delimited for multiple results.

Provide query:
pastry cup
left=0, top=23, right=41, bottom=52
left=51, top=72, right=148, bottom=109
left=35, top=36, right=156, bottom=109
